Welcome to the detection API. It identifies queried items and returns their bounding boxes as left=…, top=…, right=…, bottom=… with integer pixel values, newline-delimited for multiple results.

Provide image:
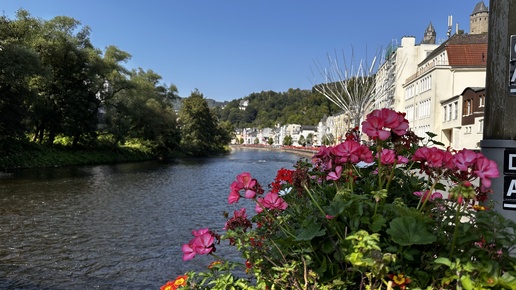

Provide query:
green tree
left=179, top=89, right=223, bottom=156
left=283, top=135, right=293, bottom=146
left=306, top=133, right=314, bottom=146
left=105, top=69, right=180, bottom=153
left=0, top=14, right=42, bottom=142
left=298, top=135, right=306, bottom=147
left=27, top=14, right=100, bottom=146
left=267, top=137, right=274, bottom=145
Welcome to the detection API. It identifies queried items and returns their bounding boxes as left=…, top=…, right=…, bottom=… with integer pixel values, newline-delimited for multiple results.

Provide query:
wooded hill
left=211, top=89, right=341, bottom=129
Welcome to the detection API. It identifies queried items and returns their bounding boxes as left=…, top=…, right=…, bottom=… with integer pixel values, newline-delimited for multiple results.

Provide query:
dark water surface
left=0, top=148, right=304, bottom=289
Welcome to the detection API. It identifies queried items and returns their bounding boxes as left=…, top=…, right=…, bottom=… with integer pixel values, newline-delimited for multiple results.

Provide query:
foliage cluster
left=214, top=89, right=340, bottom=129
left=0, top=10, right=231, bottom=163
left=163, top=108, right=516, bottom=290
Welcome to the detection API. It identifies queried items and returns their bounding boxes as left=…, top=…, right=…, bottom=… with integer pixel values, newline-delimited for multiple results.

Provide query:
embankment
left=230, top=144, right=317, bottom=158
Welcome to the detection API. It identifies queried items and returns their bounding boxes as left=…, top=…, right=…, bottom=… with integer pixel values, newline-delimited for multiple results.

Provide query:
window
left=464, top=99, right=473, bottom=115
left=443, top=106, right=447, bottom=122
left=453, top=101, right=458, bottom=119
left=479, top=119, right=484, bottom=133
left=448, top=104, right=452, bottom=121
left=479, top=94, right=485, bottom=107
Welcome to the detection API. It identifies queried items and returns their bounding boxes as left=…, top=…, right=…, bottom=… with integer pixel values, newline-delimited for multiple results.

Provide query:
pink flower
left=228, top=172, right=259, bottom=204
left=397, top=155, right=409, bottom=164
left=413, top=147, right=453, bottom=169
left=182, top=228, right=215, bottom=261
left=413, top=190, right=443, bottom=202
left=362, top=109, right=409, bottom=140
left=362, top=115, right=391, bottom=140
left=333, top=140, right=361, bottom=163
left=358, top=145, right=374, bottom=163
left=327, top=166, right=343, bottom=181
left=474, top=156, right=499, bottom=188
left=256, top=192, right=288, bottom=213
left=181, top=243, right=196, bottom=261
left=224, top=208, right=252, bottom=231
left=193, top=232, right=215, bottom=255
left=378, top=149, right=396, bottom=165
left=453, top=149, right=478, bottom=171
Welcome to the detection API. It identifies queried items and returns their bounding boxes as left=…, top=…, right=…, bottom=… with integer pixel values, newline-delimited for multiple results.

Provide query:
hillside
left=211, top=88, right=340, bottom=128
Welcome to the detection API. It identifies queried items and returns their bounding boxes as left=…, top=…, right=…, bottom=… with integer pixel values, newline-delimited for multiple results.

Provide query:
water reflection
left=0, top=148, right=304, bottom=289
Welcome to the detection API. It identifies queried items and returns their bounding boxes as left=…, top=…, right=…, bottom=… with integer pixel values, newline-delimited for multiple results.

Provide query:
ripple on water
left=0, top=150, right=302, bottom=289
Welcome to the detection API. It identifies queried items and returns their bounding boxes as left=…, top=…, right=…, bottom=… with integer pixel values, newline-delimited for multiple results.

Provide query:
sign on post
left=503, top=149, right=516, bottom=209
left=510, top=35, right=516, bottom=96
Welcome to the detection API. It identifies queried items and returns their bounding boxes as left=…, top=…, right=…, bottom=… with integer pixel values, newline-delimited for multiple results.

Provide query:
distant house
left=239, top=100, right=249, bottom=110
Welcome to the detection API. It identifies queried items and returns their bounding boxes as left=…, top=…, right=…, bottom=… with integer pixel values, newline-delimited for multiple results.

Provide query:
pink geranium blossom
left=362, top=108, right=409, bottom=140
left=378, top=149, right=396, bottom=165
left=326, top=166, right=343, bottom=181
left=362, top=115, right=391, bottom=140
left=256, top=192, right=288, bottom=213
left=182, top=228, right=216, bottom=261
left=413, top=190, right=443, bottom=202
left=333, top=140, right=361, bottom=163
left=474, top=156, right=500, bottom=188
left=228, top=172, right=260, bottom=204
left=453, top=149, right=478, bottom=172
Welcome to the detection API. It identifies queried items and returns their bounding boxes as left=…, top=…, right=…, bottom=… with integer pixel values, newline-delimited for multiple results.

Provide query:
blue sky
left=2, top=1, right=484, bottom=101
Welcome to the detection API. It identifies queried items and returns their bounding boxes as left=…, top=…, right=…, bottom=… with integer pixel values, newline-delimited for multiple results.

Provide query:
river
left=0, top=148, right=306, bottom=289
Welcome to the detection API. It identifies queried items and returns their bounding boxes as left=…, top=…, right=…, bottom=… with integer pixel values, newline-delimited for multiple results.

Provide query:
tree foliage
left=216, top=89, right=339, bottom=128
left=0, top=10, right=227, bottom=158
left=179, top=90, right=231, bottom=156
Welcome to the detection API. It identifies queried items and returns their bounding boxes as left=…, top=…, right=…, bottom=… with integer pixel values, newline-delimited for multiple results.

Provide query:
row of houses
left=234, top=1, right=489, bottom=150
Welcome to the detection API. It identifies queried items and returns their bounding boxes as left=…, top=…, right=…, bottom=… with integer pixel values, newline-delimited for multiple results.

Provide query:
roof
left=421, top=33, right=488, bottom=67
left=425, top=22, right=435, bottom=33
left=461, top=87, right=485, bottom=95
left=472, top=1, right=488, bottom=15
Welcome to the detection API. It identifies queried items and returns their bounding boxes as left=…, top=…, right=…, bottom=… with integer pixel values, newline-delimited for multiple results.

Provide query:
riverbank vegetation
left=0, top=10, right=232, bottom=169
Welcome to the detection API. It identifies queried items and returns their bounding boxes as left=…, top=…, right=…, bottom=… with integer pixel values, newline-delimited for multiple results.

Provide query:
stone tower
left=470, top=1, right=489, bottom=34
left=421, top=22, right=436, bottom=44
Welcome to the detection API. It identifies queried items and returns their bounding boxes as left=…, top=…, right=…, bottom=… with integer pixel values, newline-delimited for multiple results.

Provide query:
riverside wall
left=229, top=144, right=317, bottom=158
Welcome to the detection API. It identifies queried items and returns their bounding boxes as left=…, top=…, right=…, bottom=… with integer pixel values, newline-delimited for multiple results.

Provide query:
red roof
left=446, top=43, right=488, bottom=67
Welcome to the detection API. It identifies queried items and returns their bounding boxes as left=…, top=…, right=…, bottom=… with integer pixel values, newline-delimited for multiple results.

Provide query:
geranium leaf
left=386, top=216, right=437, bottom=246
left=295, top=223, right=326, bottom=241
left=370, top=214, right=386, bottom=232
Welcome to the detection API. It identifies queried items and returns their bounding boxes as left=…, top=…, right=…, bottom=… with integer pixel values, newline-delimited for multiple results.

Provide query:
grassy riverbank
left=0, top=140, right=163, bottom=170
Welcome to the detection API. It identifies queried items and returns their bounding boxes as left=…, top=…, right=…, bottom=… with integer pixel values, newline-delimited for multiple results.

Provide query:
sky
left=2, top=0, right=485, bottom=102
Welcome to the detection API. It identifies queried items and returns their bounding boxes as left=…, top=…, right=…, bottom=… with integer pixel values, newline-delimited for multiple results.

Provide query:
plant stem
left=255, top=198, right=296, bottom=239
left=449, top=201, right=462, bottom=259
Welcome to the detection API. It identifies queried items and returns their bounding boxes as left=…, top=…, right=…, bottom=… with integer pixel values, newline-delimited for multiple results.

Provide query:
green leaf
left=386, top=216, right=437, bottom=246
left=460, top=275, right=474, bottom=290
left=370, top=214, right=386, bottom=232
left=434, top=257, right=452, bottom=267
left=295, top=223, right=326, bottom=241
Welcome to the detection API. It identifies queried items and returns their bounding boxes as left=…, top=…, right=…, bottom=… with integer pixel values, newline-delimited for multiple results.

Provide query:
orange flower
left=387, top=273, right=412, bottom=290
left=160, top=275, right=188, bottom=290
left=172, top=275, right=188, bottom=288
left=208, top=260, right=222, bottom=269
left=160, top=281, right=175, bottom=290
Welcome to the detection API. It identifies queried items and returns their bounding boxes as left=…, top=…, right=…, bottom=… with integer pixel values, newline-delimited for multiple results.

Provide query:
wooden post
left=481, top=0, right=516, bottom=220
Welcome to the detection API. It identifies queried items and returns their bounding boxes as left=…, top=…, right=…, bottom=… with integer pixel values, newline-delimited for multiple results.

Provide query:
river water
left=0, top=148, right=305, bottom=289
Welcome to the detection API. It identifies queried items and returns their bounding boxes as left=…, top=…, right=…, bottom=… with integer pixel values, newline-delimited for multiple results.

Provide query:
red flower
left=387, top=273, right=412, bottom=290
left=160, top=275, right=188, bottom=290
